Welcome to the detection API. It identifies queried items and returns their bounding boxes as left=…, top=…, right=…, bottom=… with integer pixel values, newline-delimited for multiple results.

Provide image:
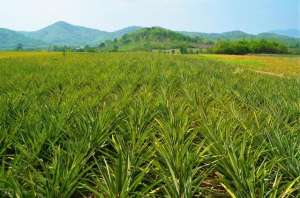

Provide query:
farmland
left=0, top=52, right=299, bottom=197
left=201, top=54, right=300, bottom=77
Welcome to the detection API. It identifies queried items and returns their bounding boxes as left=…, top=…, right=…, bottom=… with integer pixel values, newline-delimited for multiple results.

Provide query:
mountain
left=219, top=31, right=254, bottom=39
left=100, top=27, right=300, bottom=53
left=0, top=28, right=47, bottom=50
left=257, top=32, right=300, bottom=48
left=111, top=26, right=143, bottom=39
left=0, top=21, right=299, bottom=50
left=0, top=22, right=142, bottom=50
left=20, top=22, right=143, bottom=47
left=270, top=29, right=300, bottom=38
left=180, top=30, right=300, bottom=48
left=21, top=21, right=111, bottom=46
left=181, top=30, right=299, bottom=42
left=180, top=30, right=254, bottom=40
left=101, top=27, right=204, bottom=51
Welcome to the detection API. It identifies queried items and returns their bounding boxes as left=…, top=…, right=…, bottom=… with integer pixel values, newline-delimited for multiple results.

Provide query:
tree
left=84, top=45, right=96, bottom=52
left=112, top=45, right=119, bottom=52
left=180, top=47, right=188, bottom=54
left=16, top=43, right=23, bottom=51
left=99, top=42, right=106, bottom=48
left=212, top=39, right=288, bottom=55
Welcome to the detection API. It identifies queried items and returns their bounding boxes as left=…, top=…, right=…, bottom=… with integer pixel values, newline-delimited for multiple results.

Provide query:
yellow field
left=200, top=54, right=300, bottom=77
left=0, top=51, right=59, bottom=59
left=0, top=52, right=300, bottom=77
left=1, top=52, right=299, bottom=77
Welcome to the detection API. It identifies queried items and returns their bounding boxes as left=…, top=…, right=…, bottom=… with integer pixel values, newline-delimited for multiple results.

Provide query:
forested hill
left=0, top=21, right=299, bottom=51
left=99, top=27, right=204, bottom=51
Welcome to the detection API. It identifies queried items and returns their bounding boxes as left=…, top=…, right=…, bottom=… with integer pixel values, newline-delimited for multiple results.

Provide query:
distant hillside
left=101, top=27, right=204, bottom=51
left=19, top=22, right=142, bottom=47
left=111, top=26, right=143, bottom=39
left=270, top=29, right=300, bottom=38
left=0, top=28, right=47, bottom=50
left=180, top=30, right=300, bottom=48
left=180, top=30, right=254, bottom=41
left=0, top=21, right=299, bottom=51
left=257, top=33, right=300, bottom=48
left=21, top=21, right=111, bottom=46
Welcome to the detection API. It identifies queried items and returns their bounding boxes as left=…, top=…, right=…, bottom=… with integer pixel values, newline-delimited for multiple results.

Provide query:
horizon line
left=0, top=20, right=299, bottom=35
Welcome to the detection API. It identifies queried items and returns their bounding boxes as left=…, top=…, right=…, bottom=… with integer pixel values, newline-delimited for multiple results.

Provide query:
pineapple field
left=0, top=52, right=299, bottom=197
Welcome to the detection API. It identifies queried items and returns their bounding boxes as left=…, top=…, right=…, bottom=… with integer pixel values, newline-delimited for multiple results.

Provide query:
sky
left=0, top=0, right=299, bottom=33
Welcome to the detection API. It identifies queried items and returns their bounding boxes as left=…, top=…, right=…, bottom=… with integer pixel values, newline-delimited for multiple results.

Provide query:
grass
left=0, top=52, right=299, bottom=197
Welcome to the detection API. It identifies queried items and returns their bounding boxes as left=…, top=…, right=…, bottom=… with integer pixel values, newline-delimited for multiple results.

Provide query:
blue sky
left=1, top=0, right=299, bottom=33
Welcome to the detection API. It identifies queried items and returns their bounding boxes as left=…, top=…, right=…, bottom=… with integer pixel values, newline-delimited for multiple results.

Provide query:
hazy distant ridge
left=270, top=29, right=300, bottom=38
left=0, top=21, right=298, bottom=49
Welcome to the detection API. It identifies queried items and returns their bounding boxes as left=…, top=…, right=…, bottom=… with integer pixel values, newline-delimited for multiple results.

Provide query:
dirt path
left=251, top=70, right=285, bottom=78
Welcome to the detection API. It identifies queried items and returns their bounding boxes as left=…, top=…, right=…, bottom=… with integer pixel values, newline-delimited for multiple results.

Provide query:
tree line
left=211, top=39, right=289, bottom=55
left=15, top=38, right=296, bottom=55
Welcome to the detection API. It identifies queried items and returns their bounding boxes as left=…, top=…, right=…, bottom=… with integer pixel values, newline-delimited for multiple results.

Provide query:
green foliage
left=2, top=22, right=299, bottom=53
left=181, top=30, right=253, bottom=41
left=15, top=43, right=23, bottom=51
left=212, top=39, right=288, bottom=55
left=181, top=30, right=300, bottom=50
left=180, top=47, right=188, bottom=54
left=0, top=53, right=299, bottom=197
left=101, top=28, right=295, bottom=54
left=182, top=31, right=300, bottom=55
left=100, top=27, right=203, bottom=51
